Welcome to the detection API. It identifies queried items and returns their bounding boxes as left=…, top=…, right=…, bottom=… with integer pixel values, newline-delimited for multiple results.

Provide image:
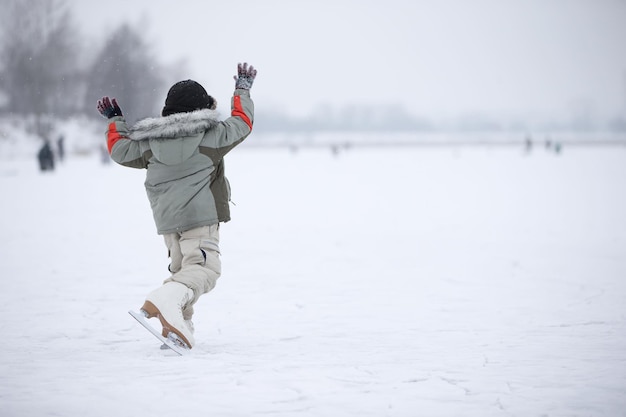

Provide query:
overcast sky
left=71, top=0, right=626, bottom=122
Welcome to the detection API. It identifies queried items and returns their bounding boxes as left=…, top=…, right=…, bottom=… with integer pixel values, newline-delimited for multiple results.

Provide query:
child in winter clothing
left=97, top=62, right=257, bottom=349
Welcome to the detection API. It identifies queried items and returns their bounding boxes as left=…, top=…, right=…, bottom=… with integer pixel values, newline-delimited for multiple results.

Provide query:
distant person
left=545, top=138, right=552, bottom=149
left=37, top=140, right=55, bottom=172
left=97, top=62, right=257, bottom=350
left=57, top=134, right=65, bottom=162
left=524, top=135, right=533, bottom=154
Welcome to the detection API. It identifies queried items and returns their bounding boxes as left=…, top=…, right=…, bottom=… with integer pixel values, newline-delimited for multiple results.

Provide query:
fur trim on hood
left=129, top=109, right=221, bottom=141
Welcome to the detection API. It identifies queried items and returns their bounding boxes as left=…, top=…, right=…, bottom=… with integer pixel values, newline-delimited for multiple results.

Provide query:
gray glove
left=233, top=62, right=257, bottom=90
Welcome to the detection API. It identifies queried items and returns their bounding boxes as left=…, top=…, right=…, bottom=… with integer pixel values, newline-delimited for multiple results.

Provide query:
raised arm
left=202, top=63, right=257, bottom=156
left=97, top=97, right=147, bottom=169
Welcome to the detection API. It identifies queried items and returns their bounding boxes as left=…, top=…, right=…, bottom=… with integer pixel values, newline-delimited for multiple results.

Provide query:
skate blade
left=166, top=332, right=191, bottom=350
left=140, top=301, right=193, bottom=349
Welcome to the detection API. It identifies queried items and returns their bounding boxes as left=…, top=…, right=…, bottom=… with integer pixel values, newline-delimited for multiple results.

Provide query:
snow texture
left=1, top=141, right=625, bottom=416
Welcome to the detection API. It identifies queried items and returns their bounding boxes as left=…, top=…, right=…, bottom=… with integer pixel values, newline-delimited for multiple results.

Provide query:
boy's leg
left=164, top=232, right=183, bottom=274
left=164, top=224, right=221, bottom=318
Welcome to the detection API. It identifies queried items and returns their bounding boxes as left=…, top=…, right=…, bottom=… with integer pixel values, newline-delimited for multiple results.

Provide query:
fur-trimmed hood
left=129, top=109, right=221, bottom=141
left=128, top=109, right=221, bottom=166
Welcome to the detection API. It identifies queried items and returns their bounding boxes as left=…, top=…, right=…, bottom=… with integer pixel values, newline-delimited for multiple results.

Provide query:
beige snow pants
left=163, top=224, right=221, bottom=319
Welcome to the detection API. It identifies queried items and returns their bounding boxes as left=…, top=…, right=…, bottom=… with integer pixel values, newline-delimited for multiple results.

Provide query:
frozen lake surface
left=1, top=143, right=625, bottom=416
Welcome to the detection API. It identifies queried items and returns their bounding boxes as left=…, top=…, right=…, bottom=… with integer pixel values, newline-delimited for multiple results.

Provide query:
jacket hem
left=157, top=219, right=222, bottom=235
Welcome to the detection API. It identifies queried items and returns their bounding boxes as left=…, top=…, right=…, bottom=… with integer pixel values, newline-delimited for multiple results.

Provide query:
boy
left=97, top=62, right=257, bottom=349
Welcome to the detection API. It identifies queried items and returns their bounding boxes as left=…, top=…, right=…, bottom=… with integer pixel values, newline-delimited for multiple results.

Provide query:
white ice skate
left=141, top=282, right=195, bottom=349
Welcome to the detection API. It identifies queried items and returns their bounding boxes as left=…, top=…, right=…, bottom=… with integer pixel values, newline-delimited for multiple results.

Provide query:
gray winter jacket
left=105, top=89, right=254, bottom=234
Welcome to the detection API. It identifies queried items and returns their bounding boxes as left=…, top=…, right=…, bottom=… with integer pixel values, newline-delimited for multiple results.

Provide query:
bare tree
left=0, top=0, right=80, bottom=129
left=1, top=1, right=177, bottom=130
left=84, top=24, right=166, bottom=124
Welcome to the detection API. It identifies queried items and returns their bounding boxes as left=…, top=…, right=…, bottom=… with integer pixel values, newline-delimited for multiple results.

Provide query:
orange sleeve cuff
left=231, top=95, right=252, bottom=130
left=106, top=122, right=124, bottom=154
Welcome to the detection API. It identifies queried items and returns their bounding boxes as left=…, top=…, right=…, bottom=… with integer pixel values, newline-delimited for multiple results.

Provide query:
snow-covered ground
left=1, top=139, right=625, bottom=416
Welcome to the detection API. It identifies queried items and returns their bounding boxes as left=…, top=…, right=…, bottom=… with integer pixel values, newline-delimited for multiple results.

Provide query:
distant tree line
left=0, top=0, right=174, bottom=136
left=0, top=0, right=623, bottom=138
left=253, top=106, right=626, bottom=134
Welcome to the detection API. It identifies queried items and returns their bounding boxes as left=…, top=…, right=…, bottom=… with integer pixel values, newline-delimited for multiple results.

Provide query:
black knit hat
left=162, top=80, right=215, bottom=116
